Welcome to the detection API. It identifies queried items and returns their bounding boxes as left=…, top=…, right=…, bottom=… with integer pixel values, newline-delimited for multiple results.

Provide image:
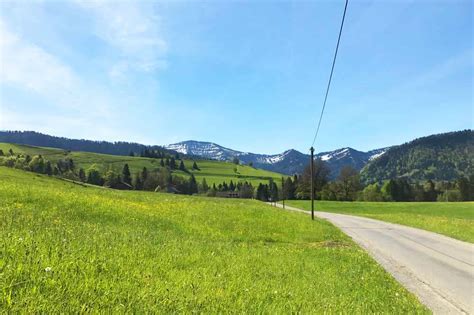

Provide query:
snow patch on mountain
left=368, top=148, right=388, bottom=161
left=164, top=140, right=391, bottom=177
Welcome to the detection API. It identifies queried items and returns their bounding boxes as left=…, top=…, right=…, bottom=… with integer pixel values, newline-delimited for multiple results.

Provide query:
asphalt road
left=272, top=203, right=474, bottom=314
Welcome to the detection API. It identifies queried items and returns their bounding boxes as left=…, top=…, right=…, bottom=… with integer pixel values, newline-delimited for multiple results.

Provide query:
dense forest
left=361, top=130, right=473, bottom=182
left=0, top=131, right=175, bottom=157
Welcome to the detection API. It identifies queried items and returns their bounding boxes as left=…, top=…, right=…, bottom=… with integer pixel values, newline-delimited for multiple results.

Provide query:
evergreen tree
left=423, top=180, right=437, bottom=201
left=45, top=161, right=52, bottom=176
left=179, top=160, right=186, bottom=171
left=122, top=164, right=132, bottom=185
left=457, top=176, right=470, bottom=201
left=160, top=159, right=165, bottom=167
left=188, top=174, right=198, bottom=195
left=229, top=180, right=235, bottom=191
left=232, top=157, right=240, bottom=165
left=165, top=158, right=170, bottom=166
left=192, top=161, right=199, bottom=170
left=63, top=158, right=74, bottom=171
left=8, top=148, right=14, bottom=156
left=169, top=157, right=177, bottom=169
left=53, top=166, right=60, bottom=176
left=0, top=149, right=3, bottom=156
left=141, top=167, right=148, bottom=182
left=201, top=178, right=209, bottom=193
left=133, top=172, right=143, bottom=190
left=129, top=151, right=134, bottom=157
left=239, top=182, right=254, bottom=199
left=269, top=179, right=278, bottom=201
left=78, top=168, right=86, bottom=182
left=87, top=168, right=103, bottom=186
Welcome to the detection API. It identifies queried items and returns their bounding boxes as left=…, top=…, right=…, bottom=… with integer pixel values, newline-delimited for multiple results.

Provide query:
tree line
left=1, top=148, right=472, bottom=201
left=278, top=160, right=474, bottom=202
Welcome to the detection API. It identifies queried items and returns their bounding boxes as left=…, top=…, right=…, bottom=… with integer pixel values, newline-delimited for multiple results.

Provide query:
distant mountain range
left=165, top=140, right=389, bottom=179
left=1, top=130, right=471, bottom=182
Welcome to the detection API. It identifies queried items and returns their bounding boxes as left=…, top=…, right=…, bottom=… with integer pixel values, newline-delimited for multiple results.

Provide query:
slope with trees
left=361, top=130, right=473, bottom=183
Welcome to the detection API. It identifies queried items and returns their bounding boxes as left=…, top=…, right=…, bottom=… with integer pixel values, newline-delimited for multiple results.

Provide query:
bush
left=437, top=190, right=463, bottom=202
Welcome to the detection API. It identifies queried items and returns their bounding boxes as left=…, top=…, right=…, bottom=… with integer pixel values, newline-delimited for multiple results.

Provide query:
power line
left=311, top=0, right=349, bottom=148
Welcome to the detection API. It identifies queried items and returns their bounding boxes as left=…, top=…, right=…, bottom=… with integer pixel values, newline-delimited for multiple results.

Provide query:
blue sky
left=0, top=0, right=472, bottom=154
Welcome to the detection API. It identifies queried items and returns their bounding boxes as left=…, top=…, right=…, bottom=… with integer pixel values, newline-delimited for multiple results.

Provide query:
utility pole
left=310, top=147, right=315, bottom=220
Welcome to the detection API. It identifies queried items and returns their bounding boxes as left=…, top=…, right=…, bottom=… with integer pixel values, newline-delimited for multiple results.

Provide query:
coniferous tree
left=160, top=159, right=165, bottom=167
left=87, top=169, right=103, bottom=186
left=141, top=167, right=148, bottom=183
left=229, top=180, right=235, bottom=191
left=129, top=151, right=135, bottom=157
left=192, top=161, right=199, bottom=170
left=53, top=166, right=60, bottom=176
left=423, top=180, right=437, bottom=201
left=169, top=157, right=176, bottom=169
left=179, top=160, right=186, bottom=171
left=188, top=174, right=198, bottom=195
left=0, top=149, right=3, bottom=156
left=269, top=179, right=278, bottom=201
left=8, top=148, right=14, bottom=156
left=457, top=176, right=470, bottom=201
left=67, top=158, right=75, bottom=170
left=201, top=178, right=209, bottom=193
left=165, top=158, right=170, bottom=166
left=133, top=172, right=143, bottom=190
left=45, top=161, right=52, bottom=176
left=79, top=168, right=86, bottom=182
left=122, top=164, right=132, bottom=185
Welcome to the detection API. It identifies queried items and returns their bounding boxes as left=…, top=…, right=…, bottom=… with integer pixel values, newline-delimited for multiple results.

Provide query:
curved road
left=272, top=203, right=474, bottom=314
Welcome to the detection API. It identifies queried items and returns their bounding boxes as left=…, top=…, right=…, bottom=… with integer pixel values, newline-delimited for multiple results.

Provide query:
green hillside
left=361, top=130, right=474, bottom=183
left=0, top=167, right=426, bottom=312
left=0, top=142, right=282, bottom=187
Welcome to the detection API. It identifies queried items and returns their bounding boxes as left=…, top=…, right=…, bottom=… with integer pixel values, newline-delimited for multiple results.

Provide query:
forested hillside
left=0, top=131, right=173, bottom=157
left=361, top=130, right=473, bottom=183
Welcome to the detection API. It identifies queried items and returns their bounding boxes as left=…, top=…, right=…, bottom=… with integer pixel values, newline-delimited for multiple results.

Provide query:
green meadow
left=286, top=200, right=474, bottom=243
left=0, top=143, right=282, bottom=186
left=0, top=167, right=427, bottom=313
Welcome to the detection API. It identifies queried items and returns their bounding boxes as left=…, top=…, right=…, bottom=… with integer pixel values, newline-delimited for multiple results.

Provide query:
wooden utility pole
left=310, top=147, right=315, bottom=220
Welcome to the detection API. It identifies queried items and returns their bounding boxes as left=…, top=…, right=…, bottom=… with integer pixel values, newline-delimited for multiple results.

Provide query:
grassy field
left=0, top=167, right=427, bottom=313
left=0, top=142, right=282, bottom=186
left=285, top=200, right=474, bottom=243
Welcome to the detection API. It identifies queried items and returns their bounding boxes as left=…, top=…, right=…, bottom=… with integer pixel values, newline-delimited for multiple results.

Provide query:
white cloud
left=0, top=18, right=115, bottom=129
left=0, top=20, right=80, bottom=106
left=75, top=0, right=168, bottom=78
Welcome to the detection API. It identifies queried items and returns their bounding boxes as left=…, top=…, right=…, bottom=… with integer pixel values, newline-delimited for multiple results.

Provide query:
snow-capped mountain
left=165, top=141, right=241, bottom=161
left=165, top=140, right=389, bottom=178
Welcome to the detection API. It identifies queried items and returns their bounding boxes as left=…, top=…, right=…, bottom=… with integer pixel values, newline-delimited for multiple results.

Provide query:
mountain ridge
left=164, top=140, right=389, bottom=178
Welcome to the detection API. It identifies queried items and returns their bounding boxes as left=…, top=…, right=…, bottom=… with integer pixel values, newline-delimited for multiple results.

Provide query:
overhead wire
left=311, top=0, right=349, bottom=149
